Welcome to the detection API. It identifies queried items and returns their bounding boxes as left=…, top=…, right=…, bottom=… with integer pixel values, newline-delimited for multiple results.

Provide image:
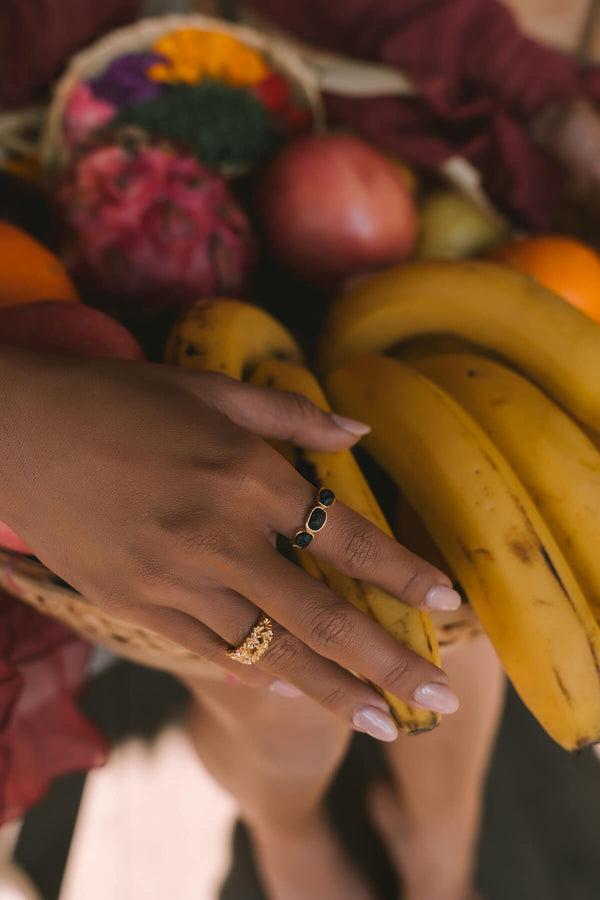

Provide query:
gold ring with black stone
left=291, top=488, right=336, bottom=550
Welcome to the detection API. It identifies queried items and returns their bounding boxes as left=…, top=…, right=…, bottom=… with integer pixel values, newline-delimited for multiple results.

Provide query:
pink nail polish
left=425, top=585, right=462, bottom=611
left=330, top=413, right=372, bottom=436
left=269, top=679, right=303, bottom=698
left=352, top=706, right=398, bottom=742
left=412, top=682, right=460, bottom=714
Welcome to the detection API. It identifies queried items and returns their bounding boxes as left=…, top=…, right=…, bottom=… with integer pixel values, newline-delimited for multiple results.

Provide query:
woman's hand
left=0, top=349, right=460, bottom=740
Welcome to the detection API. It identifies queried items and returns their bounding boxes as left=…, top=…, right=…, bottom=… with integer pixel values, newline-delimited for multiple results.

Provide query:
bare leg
left=370, top=636, right=506, bottom=900
left=184, top=675, right=374, bottom=900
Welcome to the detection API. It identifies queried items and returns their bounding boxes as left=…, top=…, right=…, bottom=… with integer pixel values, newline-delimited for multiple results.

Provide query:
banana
left=249, top=357, right=441, bottom=735
left=394, top=494, right=484, bottom=651
left=319, top=260, right=600, bottom=431
left=326, top=353, right=600, bottom=751
left=164, top=298, right=303, bottom=378
left=416, top=352, right=600, bottom=625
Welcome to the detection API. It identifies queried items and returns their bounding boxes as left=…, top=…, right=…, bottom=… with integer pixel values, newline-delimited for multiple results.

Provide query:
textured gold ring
left=226, top=613, right=274, bottom=666
left=291, top=487, right=336, bottom=550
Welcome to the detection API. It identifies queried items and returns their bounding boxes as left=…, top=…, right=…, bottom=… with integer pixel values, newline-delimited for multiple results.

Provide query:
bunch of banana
left=415, top=352, right=600, bottom=624
left=325, top=353, right=600, bottom=751
left=319, top=259, right=600, bottom=751
left=320, top=260, right=600, bottom=432
left=165, top=299, right=441, bottom=734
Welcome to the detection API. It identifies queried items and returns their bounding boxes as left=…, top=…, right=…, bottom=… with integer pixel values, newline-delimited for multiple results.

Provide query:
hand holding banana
left=165, top=299, right=459, bottom=738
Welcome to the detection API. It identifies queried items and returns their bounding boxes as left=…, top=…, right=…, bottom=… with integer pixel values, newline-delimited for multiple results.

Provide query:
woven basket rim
left=0, top=546, right=482, bottom=676
left=40, top=12, right=325, bottom=176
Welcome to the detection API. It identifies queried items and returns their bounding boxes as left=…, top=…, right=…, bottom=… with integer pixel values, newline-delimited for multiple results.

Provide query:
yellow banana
left=416, top=352, right=600, bottom=625
left=319, top=260, right=600, bottom=431
left=326, top=353, right=600, bottom=751
left=164, top=298, right=303, bottom=378
left=249, top=357, right=441, bottom=735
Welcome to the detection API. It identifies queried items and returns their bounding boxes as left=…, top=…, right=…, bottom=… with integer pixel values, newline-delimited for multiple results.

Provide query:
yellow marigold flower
left=149, top=29, right=271, bottom=87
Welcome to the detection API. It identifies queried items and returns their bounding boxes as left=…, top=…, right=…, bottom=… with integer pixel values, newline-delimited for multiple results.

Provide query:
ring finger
left=168, top=582, right=404, bottom=739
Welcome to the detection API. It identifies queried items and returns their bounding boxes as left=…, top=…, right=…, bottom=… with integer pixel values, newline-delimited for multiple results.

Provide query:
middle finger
left=258, top=449, right=461, bottom=613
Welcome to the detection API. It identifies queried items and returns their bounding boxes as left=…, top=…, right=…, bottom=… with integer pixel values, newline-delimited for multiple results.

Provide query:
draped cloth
left=0, top=587, right=107, bottom=826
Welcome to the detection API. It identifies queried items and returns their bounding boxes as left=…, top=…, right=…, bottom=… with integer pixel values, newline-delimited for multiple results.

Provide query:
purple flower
left=89, top=53, right=168, bottom=107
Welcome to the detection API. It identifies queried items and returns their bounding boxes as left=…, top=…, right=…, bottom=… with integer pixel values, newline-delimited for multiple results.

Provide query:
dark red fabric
left=0, top=0, right=142, bottom=107
left=247, top=0, right=599, bottom=227
left=0, top=584, right=107, bottom=826
left=248, top=0, right=582, bottom=119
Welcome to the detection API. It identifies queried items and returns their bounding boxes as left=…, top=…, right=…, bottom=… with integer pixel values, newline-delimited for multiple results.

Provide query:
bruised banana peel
left=326, top=353, right=600, bottom=752
left=416, top=352, right=600, bottom=626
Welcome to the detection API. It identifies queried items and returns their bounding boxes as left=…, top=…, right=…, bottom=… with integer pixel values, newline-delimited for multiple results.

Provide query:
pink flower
left=64, top=83, right=116, bottom=146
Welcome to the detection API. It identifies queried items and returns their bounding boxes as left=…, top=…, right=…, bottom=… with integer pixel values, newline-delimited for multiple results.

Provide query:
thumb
left=182, top=370, right=371, bottom=450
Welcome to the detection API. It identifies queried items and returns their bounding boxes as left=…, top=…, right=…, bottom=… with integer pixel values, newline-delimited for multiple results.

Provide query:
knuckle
left=285, top=390, right=318, bottom=424
left=260, top=629, right=302, bottom=671
left=382, top=653, right=417, bottom=690
left=308, top=608, right=354, bottom=650
left=162, top=514, right=234, bottom=563
left=398, top=559, right=421, bottom=597
left=127, top=550, right=179, bottom=592
left=344, top=525, right=380, bottom=574
left=229, top=456, right=267, bottom=498
left=318, top=684, right=350, bottom=712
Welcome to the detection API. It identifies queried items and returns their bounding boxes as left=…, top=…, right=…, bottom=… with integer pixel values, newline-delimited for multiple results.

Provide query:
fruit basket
left=40, top=13, right=324, bottom=177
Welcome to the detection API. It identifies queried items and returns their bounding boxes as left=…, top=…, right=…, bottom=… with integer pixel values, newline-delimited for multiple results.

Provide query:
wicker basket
left=40, top=13, right=325, bottom=176
left=0, top=547, right=483, bottom=676
left=0, top=549, right=213, bottom=679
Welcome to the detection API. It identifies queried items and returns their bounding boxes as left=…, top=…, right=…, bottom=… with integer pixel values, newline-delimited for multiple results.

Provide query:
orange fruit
left=492, top=235, right=600, bottom=324
left=0, top=221, right=79, bottom=307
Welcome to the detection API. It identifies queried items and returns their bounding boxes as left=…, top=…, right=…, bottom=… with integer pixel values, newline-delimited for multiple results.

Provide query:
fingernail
left=412, top=682, right=460, bottom=714
left=269, top=679, right=303, bottom=698
left=225, top=674, right=238, bottom=686
left=330, top=413, right=372, bottom=436
left=352, top=706, right=398, bottom=742
left=425, top=585, right=462, bottom=611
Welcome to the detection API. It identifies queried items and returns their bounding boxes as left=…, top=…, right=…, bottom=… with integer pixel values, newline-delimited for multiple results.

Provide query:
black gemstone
left=294, top=530, right=313, bottom=549
left=307, top=506, right=327, bottom=531
left=318, top=488, right=336, bottom=508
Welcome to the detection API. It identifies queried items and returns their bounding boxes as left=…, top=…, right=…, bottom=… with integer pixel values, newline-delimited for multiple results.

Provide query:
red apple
left=256, top=133, right=417, bottom=287
left=0, top=301, right=145, bottom=359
